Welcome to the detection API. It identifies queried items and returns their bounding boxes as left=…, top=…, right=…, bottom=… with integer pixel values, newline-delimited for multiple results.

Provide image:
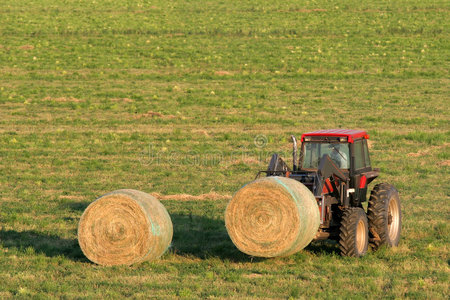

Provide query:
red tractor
left=263, top=129, right=401, bottom=257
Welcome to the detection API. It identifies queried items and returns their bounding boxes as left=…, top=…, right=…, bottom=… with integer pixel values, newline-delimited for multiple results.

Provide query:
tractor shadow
left=0, top=229, right=87, bottom=262
left=305, top=240, right=341, bottom=256
left=170, top=214, right=262, bottom=263
left=170, top=214, right=341, bottom=261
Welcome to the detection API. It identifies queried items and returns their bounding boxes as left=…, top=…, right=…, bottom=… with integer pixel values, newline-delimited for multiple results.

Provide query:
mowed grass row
left=0, top=0, right=449, bottom=298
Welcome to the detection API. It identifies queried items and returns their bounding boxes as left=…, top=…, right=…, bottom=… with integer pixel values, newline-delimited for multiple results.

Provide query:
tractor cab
left=297, top=129, right=379, bottom=205
left=301, top=129, right=370, bottom=173
left=264, top=129, right=379, bottom=207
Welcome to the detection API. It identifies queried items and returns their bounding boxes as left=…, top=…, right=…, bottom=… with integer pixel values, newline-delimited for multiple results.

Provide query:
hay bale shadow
left=63, top=201, right=90, bottom=212
left=170, top=214, right=263, bottom=262
left=0, top=229, right=86, bottom=262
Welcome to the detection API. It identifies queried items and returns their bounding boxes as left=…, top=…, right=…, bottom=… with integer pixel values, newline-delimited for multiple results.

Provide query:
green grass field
left=0, top=0, right=449, bottom=298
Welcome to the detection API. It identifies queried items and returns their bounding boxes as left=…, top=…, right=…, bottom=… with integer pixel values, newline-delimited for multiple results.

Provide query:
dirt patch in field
left=280, top=8, right=327, bottom=13
left=151, top=192, right=231, bottom=201
left=214, top=70, right=233, bottom=76
left=0, top=292, right=12, bottom=298
left=437, top=160, right=450, bottom=167
left=19, top=45, right=34, bottom=50
left=229, top=157, right=261, bottom=165
left=111, top=97, right=134, bottom=103
left=135, top=111, right=176, bottom=119
left=59, top=195, right=86, bottom=200
left=192, top=129, right=210, bottom=137
left=407, top=143, right=448, bottom=157
left=43, top=96, right=84, bottom=102
left=243, top=273, right=263, bottom=279
left=360, top=9, right=388, bottom=13
left=296, top=8, right=327, bottom=12
left=166, top=33, right=185, bottom=37
left=407, top=151, right=425, bottom=157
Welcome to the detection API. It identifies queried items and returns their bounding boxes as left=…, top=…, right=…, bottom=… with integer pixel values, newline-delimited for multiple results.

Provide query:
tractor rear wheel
left=339, top=207, right=369, bottom=257
left=367, top=183, right=401, bottom=250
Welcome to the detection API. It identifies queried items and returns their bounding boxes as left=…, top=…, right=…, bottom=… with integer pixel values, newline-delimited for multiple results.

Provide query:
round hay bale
left=78, top=189, right=173, bottom=266
left=225, top=176, right=320, bottom=257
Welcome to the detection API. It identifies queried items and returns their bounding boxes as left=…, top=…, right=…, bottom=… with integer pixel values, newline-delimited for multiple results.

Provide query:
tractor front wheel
left=339, top=207, right=369, bottom=257
left=367, top=183, right=401, bottom=250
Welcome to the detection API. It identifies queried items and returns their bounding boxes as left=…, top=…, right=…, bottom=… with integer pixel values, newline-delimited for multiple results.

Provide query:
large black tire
left=339, top=207, right=369, bottom=257
left=367, top=183, right=401, bottom=250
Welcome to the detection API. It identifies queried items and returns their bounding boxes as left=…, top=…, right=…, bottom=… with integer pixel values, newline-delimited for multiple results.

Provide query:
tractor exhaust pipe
left=291, top=135, right=298, bottom=171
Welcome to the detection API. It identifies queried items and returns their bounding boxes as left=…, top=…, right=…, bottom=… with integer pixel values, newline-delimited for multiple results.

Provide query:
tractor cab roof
left=301, top=129, right=369, bottom=143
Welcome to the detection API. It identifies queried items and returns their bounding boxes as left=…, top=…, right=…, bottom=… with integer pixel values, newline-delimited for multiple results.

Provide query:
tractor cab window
left=302, top=142, right=350, bottom=169
left=354, top=140, right=365, bottom=170
left=354, top=139, right=372, bottom=170
left=353, top=139, right=370, bottom=170
left=363, top=139, right=371, bottom=168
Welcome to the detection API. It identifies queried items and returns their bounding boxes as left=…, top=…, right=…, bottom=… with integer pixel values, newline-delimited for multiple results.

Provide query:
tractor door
left=350, top=138, right=372, bottom=205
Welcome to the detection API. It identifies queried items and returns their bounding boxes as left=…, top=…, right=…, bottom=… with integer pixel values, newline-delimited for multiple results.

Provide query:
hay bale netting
left=225, top=176, right=320, bottom=257
left=78, top=189, right=173, bottom=266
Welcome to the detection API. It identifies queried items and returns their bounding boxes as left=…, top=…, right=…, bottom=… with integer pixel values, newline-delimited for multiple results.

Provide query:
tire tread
left=339, top=207, right=368, bottom=257
left=367, top=183, right=401, bottom=250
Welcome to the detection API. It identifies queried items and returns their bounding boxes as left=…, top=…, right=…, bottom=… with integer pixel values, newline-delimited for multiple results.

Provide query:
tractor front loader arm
left=315, top=155, right=350, bottom=206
